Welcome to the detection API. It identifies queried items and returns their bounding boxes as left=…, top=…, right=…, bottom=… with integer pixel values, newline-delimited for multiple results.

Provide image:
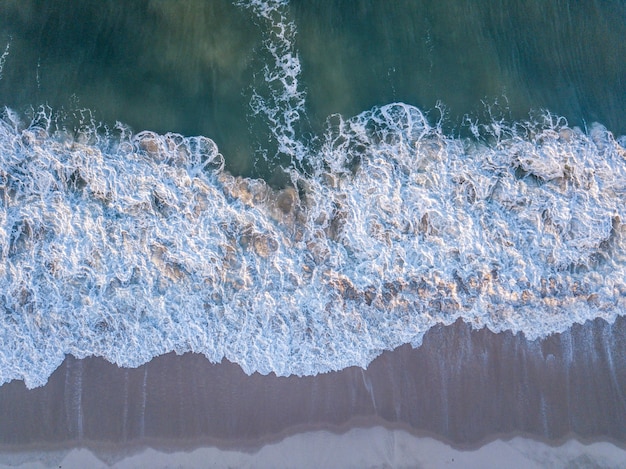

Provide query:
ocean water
left=0, top=0, right=625, bottom=388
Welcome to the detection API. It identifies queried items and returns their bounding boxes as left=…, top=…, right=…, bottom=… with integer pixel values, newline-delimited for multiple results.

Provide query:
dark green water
left=1, top=0, right=625, bottom=176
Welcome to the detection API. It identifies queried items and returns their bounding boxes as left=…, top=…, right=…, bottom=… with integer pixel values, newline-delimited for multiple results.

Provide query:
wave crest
left=1, top=104, right=626, bottom=388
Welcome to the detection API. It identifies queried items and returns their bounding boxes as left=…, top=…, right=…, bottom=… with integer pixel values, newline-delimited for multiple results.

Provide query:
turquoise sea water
left=0, top=0, right=625, bottom=387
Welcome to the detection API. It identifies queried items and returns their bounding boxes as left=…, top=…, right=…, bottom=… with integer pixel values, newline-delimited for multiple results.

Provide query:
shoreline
left=1, top=317, right=625, bottom=464
left=1, top=429, right=625, bottom=469
left=2, top=418, right=626, bottom=457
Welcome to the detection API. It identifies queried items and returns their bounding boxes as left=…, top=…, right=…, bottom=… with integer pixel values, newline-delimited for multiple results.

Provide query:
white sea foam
left=0, top=38, right=10, bottom=82
left=1, top=102, right=626, bottom=388
left=234, top=0, right=308, bottom=166
left=1, top=0, right=626, bottom=388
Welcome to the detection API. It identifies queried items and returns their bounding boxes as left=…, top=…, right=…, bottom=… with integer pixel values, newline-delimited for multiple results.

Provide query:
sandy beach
left=1, top=430, right=626, bottom=469
left=1, top=317, right=625, bottom=467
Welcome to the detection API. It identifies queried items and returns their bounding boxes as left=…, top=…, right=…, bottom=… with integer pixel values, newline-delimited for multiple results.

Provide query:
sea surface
left=0, top=0, right=625, bottom=388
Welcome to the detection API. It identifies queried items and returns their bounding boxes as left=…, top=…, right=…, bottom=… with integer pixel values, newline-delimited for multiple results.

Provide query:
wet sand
left=1, top=317, right=625, bottom=466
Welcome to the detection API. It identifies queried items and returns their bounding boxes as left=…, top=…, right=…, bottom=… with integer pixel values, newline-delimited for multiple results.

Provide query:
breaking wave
left=1, top=0, right=626, bottom=388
